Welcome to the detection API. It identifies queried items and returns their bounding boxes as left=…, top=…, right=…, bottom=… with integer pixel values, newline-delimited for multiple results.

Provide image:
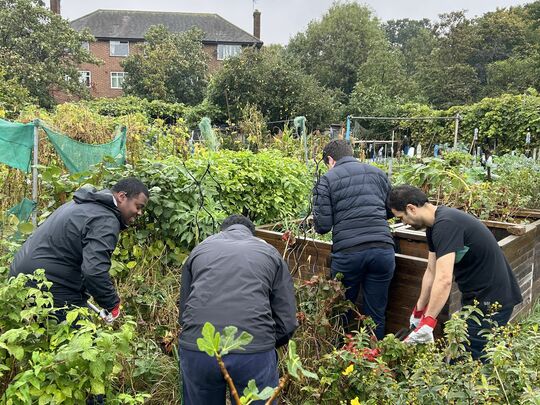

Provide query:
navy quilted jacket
left=312, top=156, right=394, bottom=252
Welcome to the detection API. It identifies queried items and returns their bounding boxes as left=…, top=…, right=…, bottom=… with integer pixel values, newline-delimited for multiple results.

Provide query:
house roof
left=70, top=9, right=262, bottom=45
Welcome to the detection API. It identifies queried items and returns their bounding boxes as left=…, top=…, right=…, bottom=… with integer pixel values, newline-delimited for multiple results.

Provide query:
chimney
left=253, top=9, right=261, bottom=39
left=50, top=0, right=61, bottom=15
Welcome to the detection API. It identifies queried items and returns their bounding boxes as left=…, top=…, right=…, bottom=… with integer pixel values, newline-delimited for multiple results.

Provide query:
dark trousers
left=179, top=347, right=279, bottom=405
left=466, top=306, right=513, bottom=361
left=331, top=247, right=395, bottom=340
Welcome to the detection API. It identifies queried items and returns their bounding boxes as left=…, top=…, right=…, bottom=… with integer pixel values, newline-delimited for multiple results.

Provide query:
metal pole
left=32, top=119, right=39, bottom=226
left=453, top=114, right=460, bottom=149
left=388, top=130, right=394, bottom=180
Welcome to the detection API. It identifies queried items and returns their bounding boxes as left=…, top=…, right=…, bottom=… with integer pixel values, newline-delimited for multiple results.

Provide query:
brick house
left=69, top=9, right=263, bottom=98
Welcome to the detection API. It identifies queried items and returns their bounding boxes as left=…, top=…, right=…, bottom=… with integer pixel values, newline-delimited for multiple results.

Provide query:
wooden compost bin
left=256, top=210, right=540, bottom=338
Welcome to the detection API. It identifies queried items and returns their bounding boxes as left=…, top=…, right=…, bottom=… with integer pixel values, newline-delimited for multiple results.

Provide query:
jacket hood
left=73, top=187, right=128, bottom=229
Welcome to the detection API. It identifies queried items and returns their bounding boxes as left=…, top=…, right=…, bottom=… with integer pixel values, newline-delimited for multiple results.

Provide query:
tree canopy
left=0, top=0, right=97, bottom=107
left=121, top=25, right=209, bottom=105
left=207, top=46, right=339, bottom=128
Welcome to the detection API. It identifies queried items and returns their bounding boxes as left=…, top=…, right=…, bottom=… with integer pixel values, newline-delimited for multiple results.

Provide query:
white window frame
left=110, top=72, right=126, bottom=89
left=78, top=71, right=91, bottom=87
left=81, top=41, right=90, bottom=51
left=110, top=40, right=129, bottom=57
left=217, top=44, right=242, bottom=60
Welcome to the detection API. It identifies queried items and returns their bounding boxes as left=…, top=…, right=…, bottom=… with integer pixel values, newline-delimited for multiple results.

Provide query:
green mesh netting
left=0, top=118, right=35, bottom=172
left=7, top=198, right=35, bottom=222
left=199, top=117, right=219, bottom=151
left=43, top=125, right=127, bottom=173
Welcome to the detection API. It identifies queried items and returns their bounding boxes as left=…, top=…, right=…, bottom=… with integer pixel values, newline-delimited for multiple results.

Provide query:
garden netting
left=7, top=198, right=35, bottom=223
left=42, top=124, right=127, bottom=173
left=0, top=119, right=35, bottom=172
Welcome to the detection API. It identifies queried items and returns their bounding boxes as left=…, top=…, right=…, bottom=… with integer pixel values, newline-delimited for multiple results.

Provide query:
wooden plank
left=395, top=239, right=429, bottom=258
left=392, top=228, right=427, bottom=242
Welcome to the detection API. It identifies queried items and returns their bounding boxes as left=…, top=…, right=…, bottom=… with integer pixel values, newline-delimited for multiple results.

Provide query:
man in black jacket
left=179, top=215, right=297, bottom=405
left=313, top=140, right=395, bottom=339
left=10, top=177, right=148, bottom=322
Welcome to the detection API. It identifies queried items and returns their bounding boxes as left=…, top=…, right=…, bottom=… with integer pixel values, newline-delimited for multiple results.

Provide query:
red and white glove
left=410, top=305, right=426, bottom=328
left=405, top=316, right=437, bottom=344
left=100, top=302, right=121, bottom=324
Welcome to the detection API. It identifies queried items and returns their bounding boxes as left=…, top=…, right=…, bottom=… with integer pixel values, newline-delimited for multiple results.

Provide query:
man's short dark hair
left=322, top=140, right=353, bottom=164
left=221, top=214, right=255, bottom=235
left=387, top=185, right=429, bottom=212
left=112, top=177, right=149, bottom=199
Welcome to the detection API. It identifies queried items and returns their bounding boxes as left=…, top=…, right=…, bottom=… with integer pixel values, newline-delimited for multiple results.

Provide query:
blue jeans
left=466, top=306, right=513, bottom=361
left=331, top=247, right=395, bottom=339
left=179, top=348, right=278, bottom=405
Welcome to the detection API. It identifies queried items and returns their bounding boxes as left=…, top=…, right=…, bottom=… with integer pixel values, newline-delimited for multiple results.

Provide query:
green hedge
left=396, top=89, right=540, bottom=153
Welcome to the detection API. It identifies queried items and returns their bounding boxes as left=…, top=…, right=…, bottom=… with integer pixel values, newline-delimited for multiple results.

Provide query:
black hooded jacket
left=10, top=188, right=125, bottom=310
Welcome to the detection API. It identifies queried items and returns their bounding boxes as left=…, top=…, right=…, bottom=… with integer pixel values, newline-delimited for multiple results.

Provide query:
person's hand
left=410, top=305, right=426, bottom=328
left=405, top=316, right=437, bottom=344
left=100, top=302, right=121, bottom=324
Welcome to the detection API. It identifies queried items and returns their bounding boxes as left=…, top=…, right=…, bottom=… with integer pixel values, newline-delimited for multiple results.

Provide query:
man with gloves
left=10, top=177, right=149, bottom=322
left=178, top=215, right=298, bottom=405
left=387, top=185, right=522, bottom=359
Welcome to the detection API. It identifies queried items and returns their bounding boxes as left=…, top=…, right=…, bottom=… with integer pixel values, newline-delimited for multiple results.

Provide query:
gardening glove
left=100, top=301, right=121, bottom=324
left=410, top=305, right=427, bottom=328
left=404, top=316, right=437, bottom=344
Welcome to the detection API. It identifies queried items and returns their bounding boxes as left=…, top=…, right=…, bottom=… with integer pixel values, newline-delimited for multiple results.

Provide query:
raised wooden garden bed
left=256, top=209, right=540, bottom=338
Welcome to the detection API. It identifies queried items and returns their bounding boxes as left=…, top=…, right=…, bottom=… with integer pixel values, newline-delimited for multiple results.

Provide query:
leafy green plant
left=0, top=271, right=149, bottom=404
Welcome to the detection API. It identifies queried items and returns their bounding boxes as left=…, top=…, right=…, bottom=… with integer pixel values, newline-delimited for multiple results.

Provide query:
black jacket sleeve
left=179, top=254, right=193, bottom=328
left=312, top=175, right=333, bottom=234
left=81, top=217, right=120, bottom=310
left=270, top=255, right=298, bottom=347
left=382, top=174, right=394, bottom=220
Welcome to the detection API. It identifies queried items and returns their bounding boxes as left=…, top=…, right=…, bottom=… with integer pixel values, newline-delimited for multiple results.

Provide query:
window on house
left=110, top=40, right=129, bottom=57
left=78, top=71, right=91, bottom=87
left=81, top=41, right=90, bottom=51
left=217, top=44, right=242, bottom=60
left=111, top=72, right=127, bottom=89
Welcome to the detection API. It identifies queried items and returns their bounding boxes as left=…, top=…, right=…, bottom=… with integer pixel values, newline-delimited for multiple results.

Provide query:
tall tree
left=0, top=0, right=97, bottom=107
left=384, top=18, right=436, bottom=75
left=485, top=53, right=540, bottom=96
left=0, top=66, right=35, bottom=118
left=410, top=12, right=481, bottom=107
left=286, top=2, right=388, bottom=96
left=471, top=9, right=529, bottom=84
left=122, top=25, right=209, bottom=105
left=207, top=46, right=339, bottom=128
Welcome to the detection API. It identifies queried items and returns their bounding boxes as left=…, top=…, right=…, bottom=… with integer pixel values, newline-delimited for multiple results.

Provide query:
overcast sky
left=53, top=0, right=533, bottom=45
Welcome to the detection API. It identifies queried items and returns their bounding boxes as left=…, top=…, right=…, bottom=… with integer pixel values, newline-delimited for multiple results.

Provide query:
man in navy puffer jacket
left=313, top=140, right=395, bottom=339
